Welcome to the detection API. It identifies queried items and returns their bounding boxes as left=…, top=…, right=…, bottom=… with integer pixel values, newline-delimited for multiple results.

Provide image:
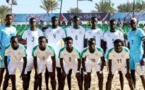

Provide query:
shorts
left=130, top=52, right=143, bottom=70
left=0, top=46, right=10, bottom=68
left=8, top=62, right=27, bottom=75
left=63, top=62, right=78, bottom=74
left=26, top=50, right=33, bottom=71
left=37, top=60, right=52, bottom=74
left=111, top=65, right=128, bottom=75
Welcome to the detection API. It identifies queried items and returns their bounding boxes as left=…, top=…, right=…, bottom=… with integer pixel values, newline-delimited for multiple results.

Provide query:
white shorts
left=64, top=62, right=78, bottom=74
left=86, top=63, right=101, bottom=73
left=26, top=50, right=33, bottom=72
left=37, top=59, right=52, bottom=74
left=8, top=62, right=27, bottom=75
left=111, top=65, right=127, bottom=75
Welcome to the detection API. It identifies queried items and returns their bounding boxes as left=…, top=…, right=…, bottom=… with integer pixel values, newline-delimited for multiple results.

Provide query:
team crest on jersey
left=71, top=31, right=73, bottom=33
left=37, top=52, right=39, bottom=54
left=95, top=53, right=98, bottom=56
left=121, top=55, right=124, bottom=58
left=46, top=52, right=51, bottom=55
left=57, top=30, right=60, bottom=33
left=18, top=52, right=21, bottom=55
left=108, top=35, right=110, bottom=37
left=113, top=55, right=115, bottom=57
left=135, top=32, right=138, bottom=35
left=97, top=32, right=100, bottom=35
left=71, top=54, right=76, bottom=58
left=79, top=31, right=82, bottom=34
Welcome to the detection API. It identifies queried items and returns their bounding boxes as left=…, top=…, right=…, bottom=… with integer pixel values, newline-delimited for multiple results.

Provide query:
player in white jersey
left=82, top=38, right=105, bottom=90
left=84, top=17, right=105, bottom=89
left=44, top=16, right=66, bottom=90
left=65, top=16, right=85, bottom=89
left=33, top=36, right=56, bottom=90
left=59, top=37, right=82, bottom=90
left=4, top=36, right=27, bottom=90
left=103, top=19, right=125, bottom=90
left=106, top=39, right=134, bottom=90
left=21, top=18, right=43, bottom=89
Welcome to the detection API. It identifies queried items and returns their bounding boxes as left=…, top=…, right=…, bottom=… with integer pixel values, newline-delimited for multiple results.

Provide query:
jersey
left=58, top=47, right=81, bottom=64
left=66, top=26, right=85, bottom=51
left=106, top=47, right=130, bottom=68
left=44, top=27, right=66, bottom=55
left=103, top=30, right=124, bottom=52
left=81, top=47, right=104, bottom=64
left=0, top=25, right=17, bottom=47
left=22, top=28, right=43, bottom=51
left=127, top=28, right=145, bottom=54
left=85, top=28, right=104, bottom=47
left=4, top=44, right=27, bottom=63
left=32, top=45, right=55, bottom=61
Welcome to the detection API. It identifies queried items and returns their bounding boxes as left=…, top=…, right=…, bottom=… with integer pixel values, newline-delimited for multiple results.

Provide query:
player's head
left=10, top=36, right=19, bottom=48
left=29, top=18, right=37, bottom=27
left=5, top=14, right=13, bottom=25
left=91, top=17, right=98, bottom=25
left=114, top=39, right=123, bottom=52
left=130, top=18, right=137, bottom=29
left=51, top=16, right=58, bottom=26
left=110, top=19, right=116, bottom=29
left=88, top=38, right=96, bottom=49
left=73, top=16, right=80, bottom=26
left=65, top=37, right=73, bottom=48
left=38, top=36, right=47, bottom=48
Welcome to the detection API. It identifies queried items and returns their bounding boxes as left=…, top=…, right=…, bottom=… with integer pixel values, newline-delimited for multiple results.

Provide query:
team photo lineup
left=0, top=13, right=145, bottom=90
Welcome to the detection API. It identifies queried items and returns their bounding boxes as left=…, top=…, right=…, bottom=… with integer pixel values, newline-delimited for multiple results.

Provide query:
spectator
left=123, top=17, right=128, bottom=26
left=117, top=18, right=122, bottom=26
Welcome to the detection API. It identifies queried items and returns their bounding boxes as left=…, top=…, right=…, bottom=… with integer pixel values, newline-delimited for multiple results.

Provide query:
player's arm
left=22, top=57, right=27, bottom=75
left=100, top=56, right=105, bottom=72
left=77, top=58, right=81, bottom=72
left=33, top=57, right=38, bottom=75
left=142, top=36, right=145, bottom=58
left=108, top=59, right=112, bottom=74
left=51, top=56, right=56, bottom=74
left=126, top=58, right=130, bottom=73
left=84, top=39, right=88, bottom=48
left=60, top=58, right=65, bottom=74
left=82, top=57, right=86, bottom=72
left=4, top=56, right=8, bottom=73
left=19, top=31, right=27, bottom=45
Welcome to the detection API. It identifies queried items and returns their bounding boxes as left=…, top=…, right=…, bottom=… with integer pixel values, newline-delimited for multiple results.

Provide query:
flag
left=137, top=0, right=142, bottom=4
left=6, top=0, right=17, bottom=5
left=78, top=0, right=92, bottom=1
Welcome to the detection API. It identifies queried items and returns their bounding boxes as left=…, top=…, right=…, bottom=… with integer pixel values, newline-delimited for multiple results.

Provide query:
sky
left=0, top=0, right=133, bottom=14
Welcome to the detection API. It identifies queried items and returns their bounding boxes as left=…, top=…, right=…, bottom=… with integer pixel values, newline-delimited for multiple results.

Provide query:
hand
left=62, top=71, right=66, bottom=76
left=140, top=60, right=144, bottom=66
left=20, top=72, right=24, bottom=79
left=125, top=72, right=131, bottom=78
left=99, top=73, right=103, bottom=79
left=76, top=72, right=80, bottom=77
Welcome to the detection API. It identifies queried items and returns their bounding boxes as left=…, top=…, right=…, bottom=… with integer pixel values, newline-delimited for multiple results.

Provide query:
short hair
left=73, top=16, right=80, bottom=20
left=110, top=18, right=116, bottom=23
left=114, top=39, right=123, bottom=45
left=51, top=16, right=58, bottom=20
left=38, top=36, right=47, bottom=41
left=6, top=14, right=13, bottom=19
left=10, top=36, right=18, bottom=41
left=131, top=18, right=137, bottom=22
left=65, top=37, right=73, bottom=42
left=88, top=38, right=96, bottom=42
left=29, top=18, right=36, bottom=22
left=91, top=16, right=97, bottom=20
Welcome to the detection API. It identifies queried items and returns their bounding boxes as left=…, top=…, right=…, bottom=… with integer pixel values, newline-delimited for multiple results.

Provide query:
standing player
left=21, top=18, right=43, bottom=89
left=33, top=36, right=56, bottom=90
left=0, top=14, right=17, bottom=89
left=82, top=38, right=105, bottom=90
left=65, top=16, right=85, bottom=89
left=44, top=16, right=66, bottom=90
left=106, top=39, right=134, bottom=90
left=59, top=37, right=82, bottom=90
left=84, top=17, right=105, bottom=89
left=103, top=19, right=125, bottom=90
left=127, top=18, right=145, bottom=89
left=4, top=36, right=27, bottom=90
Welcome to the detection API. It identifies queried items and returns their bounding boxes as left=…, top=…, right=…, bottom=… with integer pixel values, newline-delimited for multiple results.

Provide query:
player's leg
left=119, top=71, right=124, bottom=90
left=97, top=72, right=103, bottom=90
left=106, top=74, right=114, bottom=90
left=67, top=69, right=72, bottom=90
left=0, top=68, right=5, bottom=88
left=34, top=73, right=41, bottom=90
left=140, top=75, right=145, bottom=89
left=50, top=72, right=56, bottom=90
left=84, top=73, right=90, bottom=90
left=22, top=74, right=27, bottom=90
left=27, top=71, right=31, bottom=89
left=81, top=68, right=84, bottom=84
left=75, top=72, right=82, bottom=90
left=10, top=75, right=16, bottom=90
left=45, top=68, right=50, bottom=90
left=56, top=67, right=61, bottom=90
left=61, top=70, right=67, bottom=90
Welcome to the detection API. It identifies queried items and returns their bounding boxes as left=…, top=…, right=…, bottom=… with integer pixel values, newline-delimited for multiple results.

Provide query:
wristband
left=100, top=71, right=103, bottom=74
left=84, top=72, right=87, bottom=75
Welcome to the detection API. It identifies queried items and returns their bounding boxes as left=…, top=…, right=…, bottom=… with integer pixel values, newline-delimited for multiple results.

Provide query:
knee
left=22, top=75, right=27, bottom=81
left=107, top=75, right=113, bottom=81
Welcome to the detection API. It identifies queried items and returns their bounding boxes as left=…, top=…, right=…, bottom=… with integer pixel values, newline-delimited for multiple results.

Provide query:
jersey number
left=117, top=59, right=122, bottom=63
left=75, top=35, right=78, bottom=40
left=69, top=57, right=71, bottom=62
left=32, top=37, right=34, bottom=42
left=53, top=34, right=56, bottom=39
left=91, top=59, right=96, bottom=62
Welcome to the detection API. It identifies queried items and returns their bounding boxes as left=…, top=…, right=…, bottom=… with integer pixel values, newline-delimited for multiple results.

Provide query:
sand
left=0, top=66, right=144, bottom=90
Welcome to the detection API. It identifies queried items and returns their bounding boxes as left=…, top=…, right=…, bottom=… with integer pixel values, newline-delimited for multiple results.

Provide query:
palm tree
left=67, top=8, right=82, bottom=13
left=0, top=5, right=11, bottom=24
left=40, top=0, right=59, bottom=14
left=95, top=1, right=116, bottom=13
